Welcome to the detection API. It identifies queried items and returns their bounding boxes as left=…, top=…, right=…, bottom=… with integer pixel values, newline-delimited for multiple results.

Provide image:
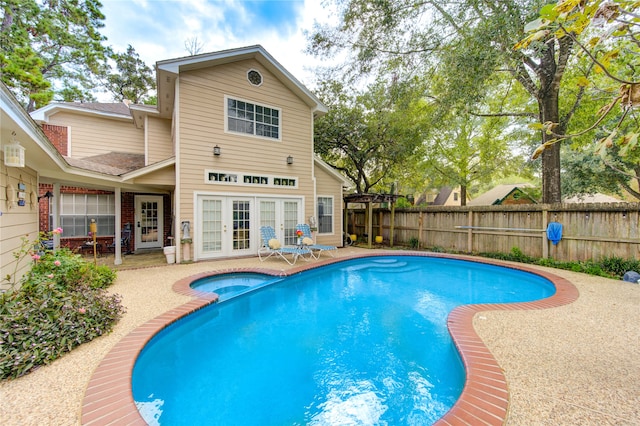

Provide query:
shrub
left=599, top=256, right=640, bottom=277
left=0, top=234, right=123, bottom=380
left=408, top=237, right=420, bottom=249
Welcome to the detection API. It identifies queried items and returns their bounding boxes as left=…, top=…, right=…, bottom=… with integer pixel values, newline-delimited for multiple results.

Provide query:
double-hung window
left=227, top=97, right=280, bottom=139
left=317, top=197, right=333, bottom=234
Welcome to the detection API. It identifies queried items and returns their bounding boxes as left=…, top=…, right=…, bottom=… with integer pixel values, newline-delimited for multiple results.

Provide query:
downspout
left=174, top=76, right=181, bottom=263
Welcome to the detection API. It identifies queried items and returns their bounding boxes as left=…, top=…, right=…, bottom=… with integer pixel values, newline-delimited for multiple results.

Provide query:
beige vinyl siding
left=0, top=165, right=39, bottom=290
left=314, top=165, right=344, bottom=247
left=177, top=59, right=315, bottom=224
left=133, top=165, right=175, bottom=186
left=46, top=111, right=143, bottom=158
left=147, top=116, right=173, bottom=164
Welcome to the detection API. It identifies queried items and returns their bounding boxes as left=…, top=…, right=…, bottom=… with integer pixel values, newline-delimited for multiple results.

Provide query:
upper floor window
left=226, top=97, right=280, bottom=140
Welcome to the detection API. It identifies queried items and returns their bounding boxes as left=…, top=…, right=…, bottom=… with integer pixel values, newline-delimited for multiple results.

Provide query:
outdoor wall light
left=213, top=145, right=221, bottom=156
left=38, top=191, right=54, bottom=201
left=287, top=155, right=294, bottom=165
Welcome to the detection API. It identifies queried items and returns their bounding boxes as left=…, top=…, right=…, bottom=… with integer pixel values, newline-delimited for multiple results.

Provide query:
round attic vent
left=247, top=69, right=263, bottom=86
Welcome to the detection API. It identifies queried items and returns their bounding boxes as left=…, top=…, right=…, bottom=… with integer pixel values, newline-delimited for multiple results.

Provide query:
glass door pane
left=283, top=201, right=299, bottom=245
left=136, top=196, right=163, bottom=249
left=202, top=199, right=222, bottom=253
left=232, top=200, right=251, bottom=251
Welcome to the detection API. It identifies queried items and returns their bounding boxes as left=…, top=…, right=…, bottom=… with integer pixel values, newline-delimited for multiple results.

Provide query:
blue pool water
left=133, top=256, right=555, bottom=425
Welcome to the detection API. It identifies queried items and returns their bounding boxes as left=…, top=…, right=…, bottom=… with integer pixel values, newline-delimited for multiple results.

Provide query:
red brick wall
left=42, top=124, right=68, bottom=155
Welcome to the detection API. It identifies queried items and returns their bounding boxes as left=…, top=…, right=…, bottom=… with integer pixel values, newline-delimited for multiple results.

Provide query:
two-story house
left=2, top=45, right=347, bottom=281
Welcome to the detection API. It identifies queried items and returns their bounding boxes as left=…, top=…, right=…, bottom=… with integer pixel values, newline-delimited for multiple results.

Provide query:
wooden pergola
left=343, top=193, right=404, bottom=248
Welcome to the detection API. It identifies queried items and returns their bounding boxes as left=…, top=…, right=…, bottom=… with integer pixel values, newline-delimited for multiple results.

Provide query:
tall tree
left=423, top=112, right=520, bottom=206
left=0, top=0, right=109, bottom=111
left=521, top=1, right=639, bottom=160
left=308, top=0, right=584, bottom=203
left=105, top=45, right=156, bottom=104
left=314, top=78, right=427, bottom=193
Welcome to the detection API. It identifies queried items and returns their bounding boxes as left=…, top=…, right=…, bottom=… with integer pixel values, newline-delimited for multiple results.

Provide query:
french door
left=135, top=196, right=163, bottom=249
left=196, top=195, right=301, bottom=260
left=258, top=199, right=301, bottom=246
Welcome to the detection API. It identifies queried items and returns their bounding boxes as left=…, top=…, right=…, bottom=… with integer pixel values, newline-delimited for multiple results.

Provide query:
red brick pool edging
left=80, top=253, right=579, bottom=425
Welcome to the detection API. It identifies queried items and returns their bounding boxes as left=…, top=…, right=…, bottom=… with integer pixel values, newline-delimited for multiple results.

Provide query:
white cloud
left=99, top=0, right=340, bottom=98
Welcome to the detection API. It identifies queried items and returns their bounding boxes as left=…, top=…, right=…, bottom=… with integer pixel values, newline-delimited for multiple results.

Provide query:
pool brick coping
left=81, top=252, right=579, bottom=425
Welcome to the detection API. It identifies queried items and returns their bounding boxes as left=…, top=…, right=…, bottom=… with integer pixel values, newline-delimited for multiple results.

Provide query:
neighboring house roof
left=564, top=193, right=624, bottom=203
left=432, top=187, right=453, bottom=205
left=155, top=45, right=328, bottom=119
left=468, top=184, right=536, bottom=206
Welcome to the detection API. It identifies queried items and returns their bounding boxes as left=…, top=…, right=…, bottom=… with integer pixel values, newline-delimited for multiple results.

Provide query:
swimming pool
left=132, top=256, right=555, bottom=425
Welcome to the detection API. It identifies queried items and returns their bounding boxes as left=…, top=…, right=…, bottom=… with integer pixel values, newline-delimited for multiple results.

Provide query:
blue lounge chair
left=258, top=226, right=311, bottom=265
left=296, top=223, right=337, bottom=259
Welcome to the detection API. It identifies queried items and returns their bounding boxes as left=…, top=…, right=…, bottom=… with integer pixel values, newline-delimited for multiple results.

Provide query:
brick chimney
left=42, top=124, right=68, bottom=156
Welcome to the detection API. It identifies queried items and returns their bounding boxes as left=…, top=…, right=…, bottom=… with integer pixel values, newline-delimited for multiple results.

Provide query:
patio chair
left=107, top=229, right=132, bottom=254
left=258, top=226, right=311, bottom=265
left=296, top=223, right=337, bottom=259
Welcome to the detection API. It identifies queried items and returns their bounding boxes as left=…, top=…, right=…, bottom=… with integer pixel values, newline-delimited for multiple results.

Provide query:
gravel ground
left=0, top=248, right=638, bottom=425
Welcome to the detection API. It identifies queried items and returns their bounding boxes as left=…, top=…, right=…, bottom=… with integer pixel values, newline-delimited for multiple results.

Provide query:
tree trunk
left=539, top=95, right=562, bottom=204
left=460, top=185, right=467, bottom=206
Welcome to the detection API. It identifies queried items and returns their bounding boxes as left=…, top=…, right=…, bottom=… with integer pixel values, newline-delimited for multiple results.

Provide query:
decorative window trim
left=224, top=95, right=281, bottom=141
left=247, top=69, right=263, bottom=87
left=205, top=169, right=298, bottom=189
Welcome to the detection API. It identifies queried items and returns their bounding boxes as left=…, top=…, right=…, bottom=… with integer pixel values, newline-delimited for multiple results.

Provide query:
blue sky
left=100, top=0, right=331, bottom=90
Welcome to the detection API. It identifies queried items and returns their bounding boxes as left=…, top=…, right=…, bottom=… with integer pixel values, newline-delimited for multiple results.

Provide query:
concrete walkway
left=0, top=247, right=638, bottom=425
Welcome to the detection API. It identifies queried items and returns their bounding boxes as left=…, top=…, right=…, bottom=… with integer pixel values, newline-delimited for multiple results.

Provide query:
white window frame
left=224, top=95, right=281, bottom=141
left=52, top=193, right=115, bottom=237
left=317, top=196, right=334, bottom=235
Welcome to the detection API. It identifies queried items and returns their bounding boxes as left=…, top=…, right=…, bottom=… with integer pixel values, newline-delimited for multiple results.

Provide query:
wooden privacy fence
left=345, top=203, right=640, bottom=262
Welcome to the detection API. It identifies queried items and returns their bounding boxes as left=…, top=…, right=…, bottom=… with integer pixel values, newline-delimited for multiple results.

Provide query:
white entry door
left=135, top=196, right=163, bottom=249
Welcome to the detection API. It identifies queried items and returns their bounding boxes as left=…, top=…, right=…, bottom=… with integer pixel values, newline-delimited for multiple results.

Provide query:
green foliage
left=0, top=247, right=122, bottom=380
left=395, top=197, right=413, bottom=208
left=314, top=77, right=428, bottom=194
left=105, top=44, right=156, bottom=103
left=480, top=247, right=638, bottom=279
left=0, top=0, right=109, bottom=110
left=408, top=237, right=419, bottom=249
left=521, top=0, right=640, bottom=162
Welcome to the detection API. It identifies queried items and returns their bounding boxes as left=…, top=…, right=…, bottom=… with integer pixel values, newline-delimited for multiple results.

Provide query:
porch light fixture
left=213, top=145, right=221, bottom=156
left=38, top=191, right=54, bottom=201
left=287, top=155, right=294, bottom=165
left=4, top=132, right=25, bottom=168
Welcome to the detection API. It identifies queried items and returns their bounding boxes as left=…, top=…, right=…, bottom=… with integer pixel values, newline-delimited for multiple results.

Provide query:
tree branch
left=559, top=24, right=637, bottom=85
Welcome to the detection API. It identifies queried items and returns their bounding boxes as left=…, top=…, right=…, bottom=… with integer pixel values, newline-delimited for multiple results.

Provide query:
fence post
left=467, top=210, right=473, bottom=253
left=418, top=211, right=424, bottom=247
left=390, top=202, right=395, bottom=247
left=542, top=208, right=549, bottom=259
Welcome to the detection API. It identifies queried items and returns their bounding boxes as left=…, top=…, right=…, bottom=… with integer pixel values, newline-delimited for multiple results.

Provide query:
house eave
left=156, top=45, right=327, bottom=119
left=30, top=103, right=133, bottom=123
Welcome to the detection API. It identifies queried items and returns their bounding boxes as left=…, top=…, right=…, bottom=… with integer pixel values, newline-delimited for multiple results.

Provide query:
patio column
left=52, top=183, right=61, bottom=248
left=114, top=187, right=122, bottom=265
